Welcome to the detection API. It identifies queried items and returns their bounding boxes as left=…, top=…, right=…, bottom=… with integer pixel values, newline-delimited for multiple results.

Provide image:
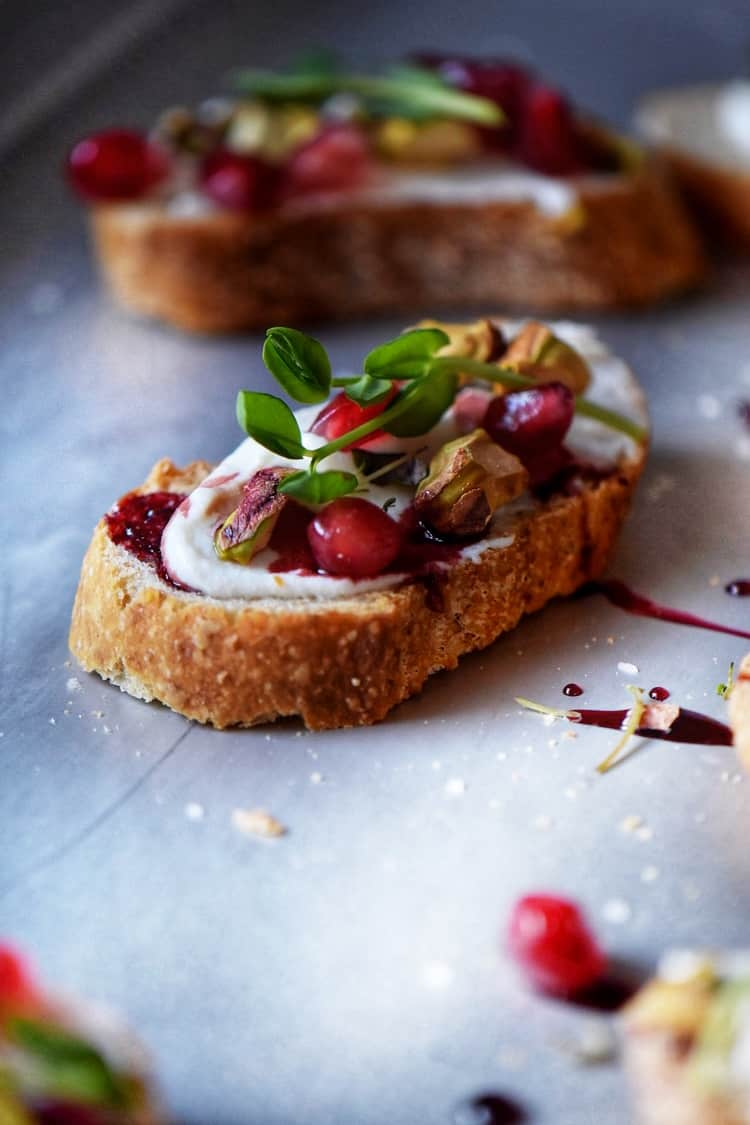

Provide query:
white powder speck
left=641, top=865, right=660, bottom=883
left=310, top=772, right=324, bottom=785
left=444, top=777, right=466, bottom=797
left=620, top=814, right=642, bottom=833
left=431, top=760, right=442, bottom=771
left=48, top=717, right=55, bottom=725
left=533, top=814, right=553, bottom=830
left=350, top=676, right=361, bottom=687
left=602, top=898, right=632, bottom=924
left=636, top=826, right=653, bottom=842
left=697, top=393, right=721, bottom=419
left=66, top=677, right=82, bottom=693
left=617, top=661, right=639, bottom=676
left=422, top=960, right=453, bottom=989
left=185, top=802, right=204, bottom=821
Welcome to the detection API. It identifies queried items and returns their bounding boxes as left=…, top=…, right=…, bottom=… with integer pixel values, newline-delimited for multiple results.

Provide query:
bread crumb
left=66, top=677, right=82, bottom=693
left=421, top=960, right=453, bottom=989
left=617, top=661, right=639, bottom=676
left=310, top=772, right=324, bottom=784
left=185, top=802, right=204, bottom=821
left=641, top=865, right=660, bottom=883
left=620, top=814, right=643, bottom=834
left=232, top=808, right=286, bottom=838
left=602, top=898, right=631, bottom=924
left=444, top=777, right=466, bottom=797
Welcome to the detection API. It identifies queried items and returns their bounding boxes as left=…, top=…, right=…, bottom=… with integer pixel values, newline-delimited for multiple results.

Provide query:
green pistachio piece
left=414, top=427, right=528, bottom=538
left=688, top=979, right=750, bottom=1096
left=214, top=467, right=293, bottom=564
left=502, top=321, right=591, bottom=394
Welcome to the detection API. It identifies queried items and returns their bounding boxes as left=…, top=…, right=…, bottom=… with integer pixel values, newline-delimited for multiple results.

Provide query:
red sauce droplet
left=649, top=686, right=670, bottom=701
left=507, top=894, right=606, bottom=997
left=453, top=1093, right=527, bottom=1125
left=586, top=578, right=750, bottom=641
left=563, top=682, right=583, bottom=697
left=726, top=579, right=750, bottom=597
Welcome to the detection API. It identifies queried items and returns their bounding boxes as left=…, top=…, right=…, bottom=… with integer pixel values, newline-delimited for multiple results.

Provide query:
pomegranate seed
left=483, top=382, right=573, bottom=461
left=453, top=386, right=495, bottom=434
left=0, top=943, right=38, bottom=1016
left=508, top=894, right=606, bottom=996
left=310, top=388, right=397, bottom=450
left=199, top=148, right=281, bottom=211
left=66, top=128, right=169, bottom=202
left=285, top=123, right=371, bottom=196
left=516, top=84, right=583, bottom=175
left=307, top=497, right=402, bottom=577
left=415, top=55, right=530, bottom=151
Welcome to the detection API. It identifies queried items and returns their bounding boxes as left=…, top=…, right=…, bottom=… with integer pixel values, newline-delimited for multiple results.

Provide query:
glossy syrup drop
left=726, top=579, right=750, bottom=597
left=648, top=686, right=670, bottom=701
left=453, top=1094, right=526, bottom=1125
left=562, top=682, right=583, bottom=697
left=570, top=706, right=732, bottom=746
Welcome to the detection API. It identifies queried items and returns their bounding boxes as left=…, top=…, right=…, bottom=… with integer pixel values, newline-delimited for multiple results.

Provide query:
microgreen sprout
left=236, top=325, right=648, bottom=507
left=717, top=661, right=736, bottom=699
left=595, top=685, right=646, bottom=774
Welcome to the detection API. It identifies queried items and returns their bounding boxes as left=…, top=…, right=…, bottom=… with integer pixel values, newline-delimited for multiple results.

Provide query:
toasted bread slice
left=638, top=84, right=750, bottom=250
left=729, top=654, right=750, bottom=770
left=91, top=163, right=704, bottom=333
left=70, top=439, right=645, bottom=730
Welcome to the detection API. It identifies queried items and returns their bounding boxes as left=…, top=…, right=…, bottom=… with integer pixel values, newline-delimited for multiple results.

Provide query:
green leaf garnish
left=263, top=327, right=331, bottom=404
left=344, top=374, right=394, bottom=406
left=8, top=1017, right=130, bottom=1108
left=236, top=390, right=305, bottom=458
left=364, top=327, right=450, bottom=380
left=717, top=661, right=735, bottom=699
left=384, top=370, right=458, bottom=437
left=278, top=468, right=358, bottom=504
left=231, top=65, right=503, bottom=125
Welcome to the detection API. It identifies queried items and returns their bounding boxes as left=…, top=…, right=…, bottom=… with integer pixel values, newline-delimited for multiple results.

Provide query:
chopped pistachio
left=689, top=979, right=750, bottom=1095
left=502, top=321, right=591, bottom=394
left=374, top=117, right=481, bottom=164
left=226, top=101, right=319, bottom=159
left=415, top=427, right=527, bottom=537
left=416, top=317, right=505, bottom=363
left=215, top=467, right=293, bottom=564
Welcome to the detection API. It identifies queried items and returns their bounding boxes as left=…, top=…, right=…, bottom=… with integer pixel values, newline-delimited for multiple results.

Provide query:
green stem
left=431, top=356, right=648, bottom=444
left=309, top=387, right=423, bottom=469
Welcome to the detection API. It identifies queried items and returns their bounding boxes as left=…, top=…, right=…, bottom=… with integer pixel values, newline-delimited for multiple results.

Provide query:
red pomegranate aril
left=66, top=128, right=169, bottom=202
left=508, top=894, right=606, bottom=997
left=483, top=382, right=574, bottom=461
left=199, top=148, right=281, bottom=211
left=308, top=497, right=402, bottom=577
left=0, top=943, right=38, bottom=1017
left=414, top=55, right=530, bottom=151
left=285, top=124, right=371, bottom=196
left=310, top=388, right=398, bottom=449
left=516, top=84, right=583, bottom=175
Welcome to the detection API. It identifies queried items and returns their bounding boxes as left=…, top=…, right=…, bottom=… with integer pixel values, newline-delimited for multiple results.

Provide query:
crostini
left=69, top=316, right=648, bottom=729
left=67, top=55, right=705, bottom=331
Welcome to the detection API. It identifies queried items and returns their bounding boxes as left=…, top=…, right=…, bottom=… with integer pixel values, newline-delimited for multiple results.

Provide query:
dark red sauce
left=105, top=491, right=192, bottom=590
left=562, top=682, right=583, bottom=697
left=453, top=1094, right=526, bottom=1125
left=726, top=579, right=750, bottom=597
left=568, top=972, right=639, bottom=1012
left=585, top=578, right=750, bottom=641
left=568, top=705, right=732, bottom=746
left=738, top=400, right=750, bottom=429
left=648, top=686, right=670, bottom=701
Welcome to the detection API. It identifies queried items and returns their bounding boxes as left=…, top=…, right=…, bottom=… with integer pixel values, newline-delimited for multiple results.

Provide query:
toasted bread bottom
left=657, top=147, right=750, bottom=251
left=91, top=165, right=705, bottom=332
left=69, top=447, right=645, bottom=730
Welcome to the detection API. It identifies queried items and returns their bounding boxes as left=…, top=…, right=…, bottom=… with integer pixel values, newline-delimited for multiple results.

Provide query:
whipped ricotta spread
left=638, top=81, right=750, bottom=169
left=160, top=321, right=646, bottom=602
left=165, top=162, right=578, bottom=219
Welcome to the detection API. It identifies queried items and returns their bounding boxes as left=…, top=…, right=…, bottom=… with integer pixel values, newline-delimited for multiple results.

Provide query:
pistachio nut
left=215, top=466, right=293, bottom=564
left=501, top=321, right=591, bottom=394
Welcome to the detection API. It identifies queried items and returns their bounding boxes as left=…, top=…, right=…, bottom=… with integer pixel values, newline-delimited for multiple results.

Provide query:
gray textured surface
left=2, top=4, right=750, bottom=1123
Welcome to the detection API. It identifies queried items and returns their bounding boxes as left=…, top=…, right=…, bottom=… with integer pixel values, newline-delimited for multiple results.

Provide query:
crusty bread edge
left=653, top=146, right=750, bottom=251
left=69, top=436, right=646, bottom=730
left=89, top=162, right=705, bottom=333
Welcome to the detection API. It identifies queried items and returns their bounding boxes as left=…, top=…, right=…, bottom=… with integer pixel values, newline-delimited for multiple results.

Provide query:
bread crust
left=69, top=443, right=645, bottom=730
left=90, top=164, right=705, bottom=332
left=656, top=147, right=750, bottom=251
left=729, top=653, right=750, bottom=771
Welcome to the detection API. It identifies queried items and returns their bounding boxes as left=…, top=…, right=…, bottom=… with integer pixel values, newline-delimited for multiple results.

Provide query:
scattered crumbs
left=350, top=676, right=361, bottom=687
left=48, top=717, right=55, bottom=725
left=264, top=734, right=272, bottom=742
left=635, top=826, right=653, bottom=842
left=602, top=898, right=632, bottom=925
left=697, top=393, right=720, bottom=419
left=294, top=731, right=302, bottom=738
left=563, top=730, right=578, bottom=740
left=620, top=814, right=643, bottom=834
left=102, top=725, right=111, bottom=734
left=431, top=760, right=442, bottom=771
left=564, top=786, right=578, bottom=800
left=496, top=751, right=507, bottom=761
left=184, top=802, right=204, bottom=822
left=720, top=770, right=731, bottom=783
left=444, top=777, right=466, bottom=797
left=533, top=814, right=553, bottom=831
left=541, top=713, right=557, bottom=727
left=617, top=661, right=639, bottom=676
left=66, top=677, right=82, bottom=693
left=91, top=710, right=104, bottom=719
left=310, top=772, right=324, bottom=785
left=547, top=738, right=558, bottom=749
left=708, top=575, right=721, bottom=588
left=422, top=960, right=454, bottom=990
left=558, top=1021, right=617, bottom=1066
left=63, top=709, right=70, bottom=716
left=232, top=807, right=287, bottom=839
left=606, top=636, right=614, bottom=645
left=641, top=865, right=660, bottom=884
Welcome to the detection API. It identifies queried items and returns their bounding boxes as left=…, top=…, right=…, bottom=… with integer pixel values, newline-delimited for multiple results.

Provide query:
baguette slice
left=91, top=162, right=705, bottom=333
left=638, top=84, right=750, bottom=251
left=70, top=422, right=646, bottom=731
left=729, top=654, right=750, bottom=770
